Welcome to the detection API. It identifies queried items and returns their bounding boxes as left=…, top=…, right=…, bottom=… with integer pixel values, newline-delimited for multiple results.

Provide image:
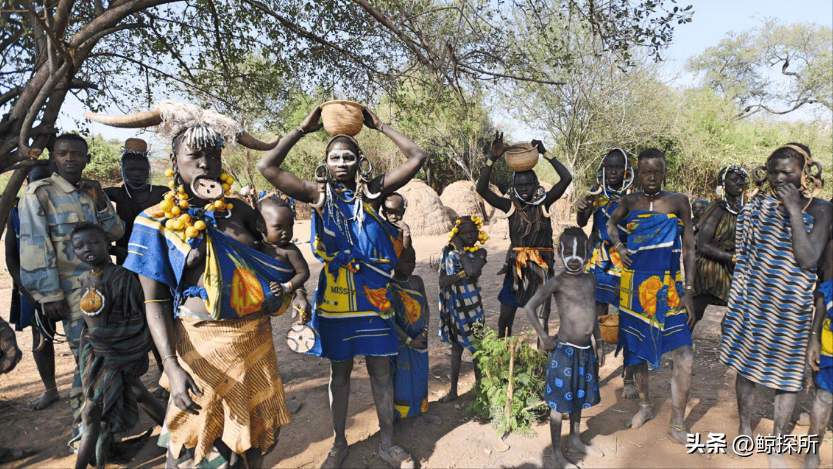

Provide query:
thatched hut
left=399, top=179, right=454, bottom=236
left=440, top=181, right=487, bottom=220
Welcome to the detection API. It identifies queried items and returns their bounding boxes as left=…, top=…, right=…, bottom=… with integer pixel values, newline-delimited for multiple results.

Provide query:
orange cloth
left=512, top=247, right=553, bottom=282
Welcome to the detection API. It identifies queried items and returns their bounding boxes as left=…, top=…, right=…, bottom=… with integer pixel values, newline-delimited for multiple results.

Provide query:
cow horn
left=495, top=203, right=515, bottom=219
left=84, top=109, right=162, bottom=128
left=587, top=185, right=603, bottom=196
left=237, top=132, right=281, bottom=151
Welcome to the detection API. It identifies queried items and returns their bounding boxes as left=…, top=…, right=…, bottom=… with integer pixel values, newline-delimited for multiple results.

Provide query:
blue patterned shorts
left=544, top=341, right=601, bottom=414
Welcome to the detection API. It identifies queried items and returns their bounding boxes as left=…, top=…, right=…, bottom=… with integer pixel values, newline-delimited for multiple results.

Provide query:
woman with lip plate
left=257, top=105, right=426, bottom=469
left=85, top=100, right=297, bottom=468
left=689, top=165, right=748, bottom=332
left=720, top=144, right=830, bottom=466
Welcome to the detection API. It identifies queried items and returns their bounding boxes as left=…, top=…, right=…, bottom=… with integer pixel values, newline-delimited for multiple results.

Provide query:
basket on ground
left=599, top=314, right=619, bottom=344
left=320, top=100, right=364, bottom=136
left=505, top=143, right=539, bottom=172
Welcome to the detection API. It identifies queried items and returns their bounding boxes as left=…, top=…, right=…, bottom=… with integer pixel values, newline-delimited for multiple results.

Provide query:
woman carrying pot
left=258, top=104, right=426, bottom=469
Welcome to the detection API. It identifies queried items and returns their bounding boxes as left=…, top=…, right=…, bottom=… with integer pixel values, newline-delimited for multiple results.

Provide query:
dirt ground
left=0, top=219, right=831, bottom=469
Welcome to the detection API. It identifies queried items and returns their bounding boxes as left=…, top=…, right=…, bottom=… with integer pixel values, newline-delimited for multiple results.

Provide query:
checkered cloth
left=438, top=246, right=484, bottom=352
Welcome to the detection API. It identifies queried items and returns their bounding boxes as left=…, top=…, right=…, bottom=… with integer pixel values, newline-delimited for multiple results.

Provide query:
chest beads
left=80, top=286, right=106, bottom=317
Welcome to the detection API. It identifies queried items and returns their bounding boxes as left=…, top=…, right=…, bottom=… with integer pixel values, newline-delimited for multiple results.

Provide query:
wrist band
left=162, top=354, right=177, bottom=365
left=458, top=271, right=467, bottom=279
left=613, top=242, right=623, bottom=251
left=145, top=298, right=172, bottom=304
left=685, top=285, right=693, bottom=291
left=406, top=337, right=412, bottom=346
left=485, top=159, right=494, bottom=167
left=811, top=331, right=818, bottom=336
left=295, top=126, right=306, bottom=135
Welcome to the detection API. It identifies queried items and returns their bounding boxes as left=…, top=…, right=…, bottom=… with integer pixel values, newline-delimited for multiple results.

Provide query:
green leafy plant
left=470, top=327, right=549, bottom=437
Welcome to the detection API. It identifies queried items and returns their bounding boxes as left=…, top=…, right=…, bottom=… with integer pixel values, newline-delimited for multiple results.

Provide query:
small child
left=70, top=222, right=166, bottom=469
left=523, top=228, right=605, bottom=469
left=691, top=198, right=708, bottom=235
left=804, top=239, right=833, bottom=469
left=256, top=195, right=311, bottom=321
left=382, top=192, right=411, bottom=249
left=438, top=215, right=487, bottom=402
left=390, top=246, right=441, bottom=424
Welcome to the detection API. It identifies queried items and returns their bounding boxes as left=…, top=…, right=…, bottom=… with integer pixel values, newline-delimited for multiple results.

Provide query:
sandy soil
left=0, top=219, right=830, bottom=469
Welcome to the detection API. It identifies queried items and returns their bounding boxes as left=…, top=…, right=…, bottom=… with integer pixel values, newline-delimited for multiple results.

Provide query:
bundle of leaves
left=470, top=327, right=549, bottom=437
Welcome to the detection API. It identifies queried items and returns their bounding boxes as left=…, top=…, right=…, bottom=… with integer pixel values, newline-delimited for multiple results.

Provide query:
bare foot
left=420, top=413, right=442, bottom=425
left=547, top=450, right=579, bottom=469
left=667, top=426, right=688, bottom=445
left=622, top=382, right=639, bottom=399
left=625, top=406, right=653, bottom=429
left=26, top=389, right=59, bottom=410
left=320, top=444, right=349, bottom=469
left=804, top=452, right=821, bottom=468
left=566, top=435, right=604, bottom=456
left=438, top=391, right=458, bottom=403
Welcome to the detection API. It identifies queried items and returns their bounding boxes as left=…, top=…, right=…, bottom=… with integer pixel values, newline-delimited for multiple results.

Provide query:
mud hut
left=440, top=181, right=487, bottom=220
left=399, top=179, right=454, bottom=236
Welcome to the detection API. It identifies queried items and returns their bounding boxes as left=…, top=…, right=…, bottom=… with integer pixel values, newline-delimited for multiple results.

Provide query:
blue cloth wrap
left=545, top=341, right=600, bottom=414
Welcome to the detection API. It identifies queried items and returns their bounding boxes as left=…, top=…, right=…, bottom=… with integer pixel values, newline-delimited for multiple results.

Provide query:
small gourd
left=80, top=287, right=105, bottom=316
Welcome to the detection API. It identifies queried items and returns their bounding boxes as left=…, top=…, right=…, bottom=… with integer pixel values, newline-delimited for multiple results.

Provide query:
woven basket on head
left=440, top=181, right=486, bottom=220
left=505, top=143, right=539, bottom=172
left=399, top=179, right=454, bottom=236
left=320, top=100, right=364, bottom=137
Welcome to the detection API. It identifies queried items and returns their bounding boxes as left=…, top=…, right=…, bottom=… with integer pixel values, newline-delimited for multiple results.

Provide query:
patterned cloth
left=7, top=198, right=37, bottom=331
left=78, top=264, right=152, bottom=468
left=616, top=211, right=691, bottom=369
left=124, top=208, right=293, bottom=320
left=158, top=308, right=290, bottom=466
left=390, top=281, right=429, bottom=419
left=720, top=195, right=817, bottom=392
left=815, top=280, right=833, bottom=394
left=585, top=191, right=625, bottom=305
left=308, top=184, right=403, bottom=361
left=105, top=185, right=167, bottom=265
left=693, top=200, right=738, bottom=304
left=544, top=341, right=600, bottom=414
left=498, top=201, right=554, bottom=307
left=439, top=246, right=484, bottom=353
left=18, top=173, right=124, bottom=317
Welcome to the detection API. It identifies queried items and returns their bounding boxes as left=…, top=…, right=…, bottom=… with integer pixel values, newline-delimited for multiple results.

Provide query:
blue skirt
left=545, top=341, right=600, bottom=414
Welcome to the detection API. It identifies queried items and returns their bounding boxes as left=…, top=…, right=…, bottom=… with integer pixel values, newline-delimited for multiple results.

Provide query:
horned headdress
left=84, top=99, right=279, bottom=151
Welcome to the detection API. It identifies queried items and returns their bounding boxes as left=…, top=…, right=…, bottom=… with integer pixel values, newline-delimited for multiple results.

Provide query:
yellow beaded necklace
left=159, top=169, right=235, bottom=239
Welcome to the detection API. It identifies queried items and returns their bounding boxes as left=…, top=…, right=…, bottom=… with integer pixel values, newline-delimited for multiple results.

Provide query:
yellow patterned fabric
left=160, top=310, right=290, bottom=464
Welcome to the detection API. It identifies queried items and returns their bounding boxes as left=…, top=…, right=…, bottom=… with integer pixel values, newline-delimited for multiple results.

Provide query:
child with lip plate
left=69, top=222, right=166, bottom=469
left=523, top=228, right=605, bottom=469
left=256, top=194, right=311, bottom=322
left=438, top=215, right=488, bottom=402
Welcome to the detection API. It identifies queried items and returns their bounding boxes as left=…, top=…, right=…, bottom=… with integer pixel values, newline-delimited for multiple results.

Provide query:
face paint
left=327, top=149, right=357, bottom=166
left=561, top=237, right=586, bottom=274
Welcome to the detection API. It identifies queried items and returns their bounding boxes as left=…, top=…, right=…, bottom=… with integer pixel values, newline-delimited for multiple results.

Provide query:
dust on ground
left=0, top=219, right=830, bottom=468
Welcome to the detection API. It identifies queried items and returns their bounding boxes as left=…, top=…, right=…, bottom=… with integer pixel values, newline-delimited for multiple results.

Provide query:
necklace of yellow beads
left=447, top=216, right=489, bottom=253
left=159, top=169, right=235, bottom=239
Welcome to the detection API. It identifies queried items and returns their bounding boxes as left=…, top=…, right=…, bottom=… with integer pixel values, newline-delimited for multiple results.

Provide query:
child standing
left=256, top=195, right=311, bottom=321
left=390, top=246, right=441, bottom=424
left=804, top=238, right=833, bottom=469
left=70, top=222, right=166, bottom=469
left=382, top=192, right=411, bottom=249
left=523, top=228, right=605, bottom=469
left=438, top=216, right=488, bottom=402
